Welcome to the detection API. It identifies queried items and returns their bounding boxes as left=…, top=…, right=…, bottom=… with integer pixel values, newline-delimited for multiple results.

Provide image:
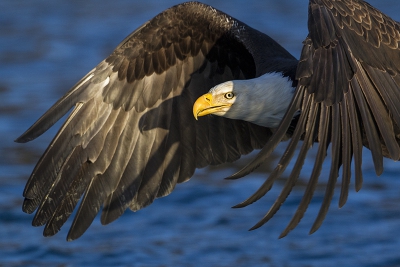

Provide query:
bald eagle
left=16, top=0, right=400, bottom=241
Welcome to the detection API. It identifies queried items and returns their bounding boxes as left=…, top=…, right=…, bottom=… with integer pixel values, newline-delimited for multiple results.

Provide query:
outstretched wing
left=232, top=0, right=400, bottom=237
left=16, top=2, right=297, bottom=240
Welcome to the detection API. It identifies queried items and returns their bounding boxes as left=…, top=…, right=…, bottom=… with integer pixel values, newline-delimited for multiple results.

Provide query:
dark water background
left=2, top=0, right=400, bottom=266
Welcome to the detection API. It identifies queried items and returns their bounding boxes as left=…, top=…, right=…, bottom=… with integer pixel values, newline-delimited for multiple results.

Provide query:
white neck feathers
left=222, top=72, right=295, bottom=128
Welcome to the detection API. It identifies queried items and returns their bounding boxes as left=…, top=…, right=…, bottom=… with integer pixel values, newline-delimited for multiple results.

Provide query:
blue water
left=2, top=0, right=400, bottom=266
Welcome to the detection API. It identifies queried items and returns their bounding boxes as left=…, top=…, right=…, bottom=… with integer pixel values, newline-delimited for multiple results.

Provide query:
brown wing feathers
left=16, top=2, right=280, bottom=240
left=231, top=0, right=400, bottom=237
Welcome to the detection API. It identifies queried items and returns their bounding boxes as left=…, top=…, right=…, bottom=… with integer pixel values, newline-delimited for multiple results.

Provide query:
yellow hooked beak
left=193, top=93, right=232, bottom=120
